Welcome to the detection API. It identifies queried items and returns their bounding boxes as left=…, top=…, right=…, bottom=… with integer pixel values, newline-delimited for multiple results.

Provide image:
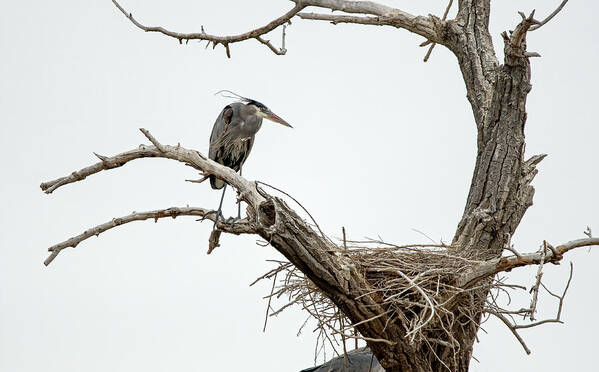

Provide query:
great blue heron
left=209, top=91, right=292, bottom=226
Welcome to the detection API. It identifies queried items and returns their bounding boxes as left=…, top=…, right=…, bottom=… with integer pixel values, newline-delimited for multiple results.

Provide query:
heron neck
left=240, top=104, right=262, bottom=135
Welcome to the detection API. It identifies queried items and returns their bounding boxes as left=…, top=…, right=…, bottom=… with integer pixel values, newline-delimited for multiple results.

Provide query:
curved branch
left=296, top=0, right=442, bottom=43
left=461, top=238, right=599, bottom=288
left=44, top=207, right=255, bottom=266
left=298, top=13, right=393, bottom=26
left=112, top=0, right=444, bottom=56
left=486, top=309, right=531, bottom=354
left=530, top=0, right=569, bottom=31
left=111, top=0, right=304, bottom=55
left=41, top=130, right=422, bottom=368
left=40, top=128, right=265, bottom=208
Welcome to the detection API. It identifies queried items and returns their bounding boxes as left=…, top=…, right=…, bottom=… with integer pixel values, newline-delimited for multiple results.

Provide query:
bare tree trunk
left=416, top=3, right=541, bottom=369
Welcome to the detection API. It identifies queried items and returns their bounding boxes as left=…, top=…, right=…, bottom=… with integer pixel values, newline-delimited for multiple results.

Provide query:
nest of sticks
left=253, top=239, right=514, bottom=362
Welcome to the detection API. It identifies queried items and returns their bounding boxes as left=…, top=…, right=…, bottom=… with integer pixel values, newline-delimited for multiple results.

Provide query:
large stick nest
left=254, top=240, right=496, bottom=361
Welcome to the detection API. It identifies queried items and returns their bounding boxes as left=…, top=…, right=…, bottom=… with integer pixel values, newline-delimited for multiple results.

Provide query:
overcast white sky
left=1, top=1, right=597, bottom=371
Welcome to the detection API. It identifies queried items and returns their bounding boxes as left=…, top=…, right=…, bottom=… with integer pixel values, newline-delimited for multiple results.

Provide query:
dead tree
left=41, top=1, right=598, bottom=371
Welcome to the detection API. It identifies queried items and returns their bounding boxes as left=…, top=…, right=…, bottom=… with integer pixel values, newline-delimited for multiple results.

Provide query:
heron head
left=247, top=100, right=293, bottom=128
left=215, top=90, right=293, bottom=128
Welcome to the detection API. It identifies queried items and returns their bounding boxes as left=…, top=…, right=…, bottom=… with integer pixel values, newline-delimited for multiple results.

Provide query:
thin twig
left=185, top=175, right=210, bottom=184
left=263, top=272, right=278, bottom=332
left=487, top=309, right=531, bottom=354
left=528, top=242, right=547, bottom=320
left=515, top=262, right=574, bottom=329
left=530, top=0, right=569, bottom=31
left=410, top=228, right=437, bottom=244
left=396, top=270, right=435, bottom=341
left=256, top=181, right=330, bottom=243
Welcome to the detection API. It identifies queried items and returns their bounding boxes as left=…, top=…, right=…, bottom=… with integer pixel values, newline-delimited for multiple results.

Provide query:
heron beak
left=263, top=110, right=293, bottom=128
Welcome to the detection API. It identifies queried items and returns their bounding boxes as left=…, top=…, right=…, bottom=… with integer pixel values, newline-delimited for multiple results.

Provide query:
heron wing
left=209, top=105, right=234, bottom=161
left=208, top=105, right=254, bottom=189
left=209, top=106, right=234, bottom=189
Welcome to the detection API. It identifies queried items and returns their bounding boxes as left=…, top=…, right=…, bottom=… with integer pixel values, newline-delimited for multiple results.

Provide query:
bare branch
left=40, top=128, right=265, bottom=208
left=256, top=35, right=286, bottom=56
left=298, top=13, right=391, bottom=26
left=501, top=10, right=542, bottom=65
left=503, top=245, right=521, bottom=259
left=140, top=128, right=166, bottom=153
left=530, top=0, right=569, bottom=31
left=295, top=0, right=443, bottom=43
left=527, top=242, right=547, bottom=320
left=111, top=0, right=445, bottom=57
left=513, top=263, right=573, bottom=329
left=44, top=206, right=255, bottom=266
left=486, top=309, right=531, bottom=354
left=396, top=269, right=435, bottom=342
left=461, top=238, right=599, bottom=288
left=256, top=181, right=329, bottom=243
left=295, top=0, right=398, bottom=16
left=185, top=173, right=210, bottom=184
left=110, top=0, right=303, bottom=56
left=263, top=272, right=278, bottom=332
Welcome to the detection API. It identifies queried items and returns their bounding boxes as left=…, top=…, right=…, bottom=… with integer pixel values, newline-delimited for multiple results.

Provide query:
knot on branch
left=502, top=10, right=542, bottom=66
left=258, top=199, right=276, bottom=228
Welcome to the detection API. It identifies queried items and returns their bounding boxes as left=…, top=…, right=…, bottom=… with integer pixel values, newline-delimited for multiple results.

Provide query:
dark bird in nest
left=300, top=348, right=383, bottom=372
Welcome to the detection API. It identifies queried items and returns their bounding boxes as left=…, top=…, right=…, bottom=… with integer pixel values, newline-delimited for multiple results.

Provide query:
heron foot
left=226, top=216, right=241, bottom=229
left=206, top=209, right=225, bottom=230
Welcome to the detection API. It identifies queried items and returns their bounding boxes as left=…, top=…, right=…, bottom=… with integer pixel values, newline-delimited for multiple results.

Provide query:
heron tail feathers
left=209, top=175, right=226, bottom=190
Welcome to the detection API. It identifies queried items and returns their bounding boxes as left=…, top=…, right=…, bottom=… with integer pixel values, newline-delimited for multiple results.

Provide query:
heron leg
left=212, top=184, right=227, bottom=230
left=237, top=167, right=242, bottom=220
left=225, top=168, right=243, bottom=229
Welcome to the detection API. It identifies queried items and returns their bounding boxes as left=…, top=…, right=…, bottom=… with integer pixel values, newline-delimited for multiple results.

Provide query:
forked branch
left=43, top=207, right=255, bottom=266
left=111, top=0, right=303, bottom=55
left=501, top=10, right=542, bottom=64
left=461, top=238, right=599, bottom=288
left=111, top=0, right=444, bottom=57
left=41, top=129, right=267, bottom=265
left=41, top=129, right=264, bottom=207
left=485, top=262, right=574, bottom=354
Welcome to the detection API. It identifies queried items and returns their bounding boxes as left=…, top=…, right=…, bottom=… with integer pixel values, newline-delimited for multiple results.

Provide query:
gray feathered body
left=209, top=102, right=263, bottom=189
